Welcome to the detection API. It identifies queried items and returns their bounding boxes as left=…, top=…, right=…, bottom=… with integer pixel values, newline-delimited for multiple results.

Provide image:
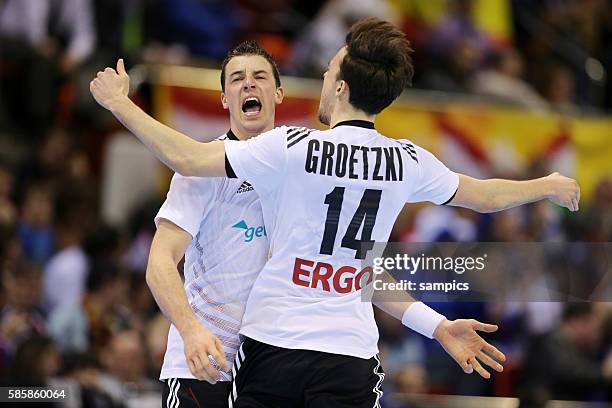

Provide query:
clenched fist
left=90, top=59, right=130, bottom=111
left=181, top=324, right=229, bottom=384
left=546, top=172, right=581, bottom=212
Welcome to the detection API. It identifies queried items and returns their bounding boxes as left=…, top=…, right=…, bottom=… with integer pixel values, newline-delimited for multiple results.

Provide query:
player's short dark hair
left=340, top=17, right=414, bottom=115
left=220, top=41, right=281, bottom=91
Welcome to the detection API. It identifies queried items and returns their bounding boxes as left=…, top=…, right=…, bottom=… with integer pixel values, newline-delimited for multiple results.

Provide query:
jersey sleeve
left=155, top=173, right=216, bottom=238
left=224, top=126, right=287, bottom=194
left=407, top=144, right=459, bottom=205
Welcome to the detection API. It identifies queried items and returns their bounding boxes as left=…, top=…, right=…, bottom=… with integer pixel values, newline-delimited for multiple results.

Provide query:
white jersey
left=225, top=121, right=458, bottom=359
left=155, top=131, right=268, bottom=381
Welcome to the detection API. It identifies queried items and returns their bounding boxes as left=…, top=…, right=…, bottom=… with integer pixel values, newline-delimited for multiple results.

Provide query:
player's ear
left=275, top=86, right=284, bottom=105
left=336, top=80, right=348, bottom=98
left=221, top=92, right=229, bottom=109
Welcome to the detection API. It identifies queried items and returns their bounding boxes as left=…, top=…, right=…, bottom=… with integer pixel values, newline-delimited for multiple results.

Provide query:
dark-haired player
left=91, top=17, right=579, bottom=407
left=146, top=41, right=283, bottom=407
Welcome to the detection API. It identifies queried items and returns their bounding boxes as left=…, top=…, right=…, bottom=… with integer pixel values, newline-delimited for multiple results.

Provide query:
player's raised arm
left=90, top=59, right=226, bottom=177
left=448, top=172, right=581, bottom=212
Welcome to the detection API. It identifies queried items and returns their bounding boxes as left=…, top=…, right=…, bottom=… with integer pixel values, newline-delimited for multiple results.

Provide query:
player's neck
left=329, top=103, right=375, bottom=128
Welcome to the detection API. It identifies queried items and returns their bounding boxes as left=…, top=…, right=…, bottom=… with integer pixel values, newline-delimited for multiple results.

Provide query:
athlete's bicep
left=446, top=174, right=480, bottom=208
left=181, top=141, right=227, bottom=177
left=150, top=219, right=193, bottom=265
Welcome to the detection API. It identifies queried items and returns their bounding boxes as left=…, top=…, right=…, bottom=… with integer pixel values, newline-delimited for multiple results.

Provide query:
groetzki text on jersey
left=305, top=140, right=406, bottom=182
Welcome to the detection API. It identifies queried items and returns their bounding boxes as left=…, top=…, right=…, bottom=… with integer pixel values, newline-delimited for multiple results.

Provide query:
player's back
left=224, top=121, right=458, bottom=358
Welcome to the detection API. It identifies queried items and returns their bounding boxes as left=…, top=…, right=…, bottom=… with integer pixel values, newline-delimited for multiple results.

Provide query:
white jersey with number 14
left=225, top=121, right=458, bottom=359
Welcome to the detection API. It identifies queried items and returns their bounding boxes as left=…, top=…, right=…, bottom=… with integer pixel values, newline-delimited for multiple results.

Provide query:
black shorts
left=230, top=337, right=384, bottom=408
left=163, top=377, right=232, bottom=408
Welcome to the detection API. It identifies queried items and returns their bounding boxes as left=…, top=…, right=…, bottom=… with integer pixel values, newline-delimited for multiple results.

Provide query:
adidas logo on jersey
left=236, top=181, right=254, bottom=194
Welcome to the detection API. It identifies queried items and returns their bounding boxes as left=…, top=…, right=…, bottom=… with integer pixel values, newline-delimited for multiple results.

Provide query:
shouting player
left=91, top=18, right=579, bottom=407
left=146, top=42, right=283, bottom=407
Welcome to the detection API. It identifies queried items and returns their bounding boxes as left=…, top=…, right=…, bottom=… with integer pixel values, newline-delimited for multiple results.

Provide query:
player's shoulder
left=282, top=125, right=319, bottom=149
left=169, top=169, right=222, bottom=191
left=377, top=134, right=420, bottom=163
left=248, top=125, right=319, bottom=149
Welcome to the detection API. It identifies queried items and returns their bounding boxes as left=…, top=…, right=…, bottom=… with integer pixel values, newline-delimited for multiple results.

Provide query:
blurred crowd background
left=0, top=0, right=611, bottom=407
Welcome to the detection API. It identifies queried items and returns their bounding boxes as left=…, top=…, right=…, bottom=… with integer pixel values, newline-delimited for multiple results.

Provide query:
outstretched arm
left=90, top=59, right=226, bottom=177
left=449, top=173, right=580, bottom=212
left=372, top=272, right=505, bottom=378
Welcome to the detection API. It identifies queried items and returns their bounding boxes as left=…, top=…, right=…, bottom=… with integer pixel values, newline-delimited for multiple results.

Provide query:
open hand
left=546, top=172, right=580, bottom=212
left=90, top=59, right=130, bottom=111
left=433, top=319, right=506, bottom=379
left=181, top=325, right=229, bottom=384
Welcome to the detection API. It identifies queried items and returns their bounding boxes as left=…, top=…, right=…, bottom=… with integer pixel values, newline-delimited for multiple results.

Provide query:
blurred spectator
left=62, top=352, right=124, bottom=408
left=41, top=186, right=97, bottom=316
left=0, top=336, right=62, bottom=408
left=122, top=197, right=161, bottom=271
left=407, top=206, right=477, bottom=242
left=160, top=0, right=240, bottom=61
left=0, top=0, right=95, bottom=73
left=512, top=0, right=609, bottom=111
left=287, top=0, right=395, bottom=77
left=473, top=47, right=549, bottom=110
left=525, top=201, right=565, bottom=241
left=98, top=330, right=160, bottom=403
left=5, top=335, right=60, bottom=386
left=17, top=185, right=55, bottom=265
left=126, top=273, right=157, bottom=332
left=0, top=163, right=16, bottom=228
left=519, top=303, right=612, bottom=401
left=84, top=224, right=122, bottom=263
left=427, top=0, right=490, bottom=61
left=48, top=259, right=130, bottom=354
left=0, top=0, right=96, bottom=135
left=0, top=259, right=46, bottom=365
left=234, top=0, right=323, bottom=66
left=93, top=0, right=155, bottom=58
left=538, top=63, right=577, bottom=113
left=572, top=177, right=612, bottom=242
left=420, top=36, right=483, bottom=94
left=487, top=208, right=529, bottom=241
left=16, top=128, right=72, bottom=200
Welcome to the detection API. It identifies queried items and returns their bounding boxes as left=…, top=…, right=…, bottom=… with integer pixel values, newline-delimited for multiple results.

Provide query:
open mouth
left=242, top=97, right=262, bottom=116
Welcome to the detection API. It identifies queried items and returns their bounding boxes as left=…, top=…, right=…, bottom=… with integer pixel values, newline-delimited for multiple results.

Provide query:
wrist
left=176, top=315, right=202, bottom=337
left=539, top=175, right=556, bottom=199
left=432, top=318, right=451, bottom=341
left=108, top=94, right=132, bottom=114
left=401, top=302, right=447, bottom=339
